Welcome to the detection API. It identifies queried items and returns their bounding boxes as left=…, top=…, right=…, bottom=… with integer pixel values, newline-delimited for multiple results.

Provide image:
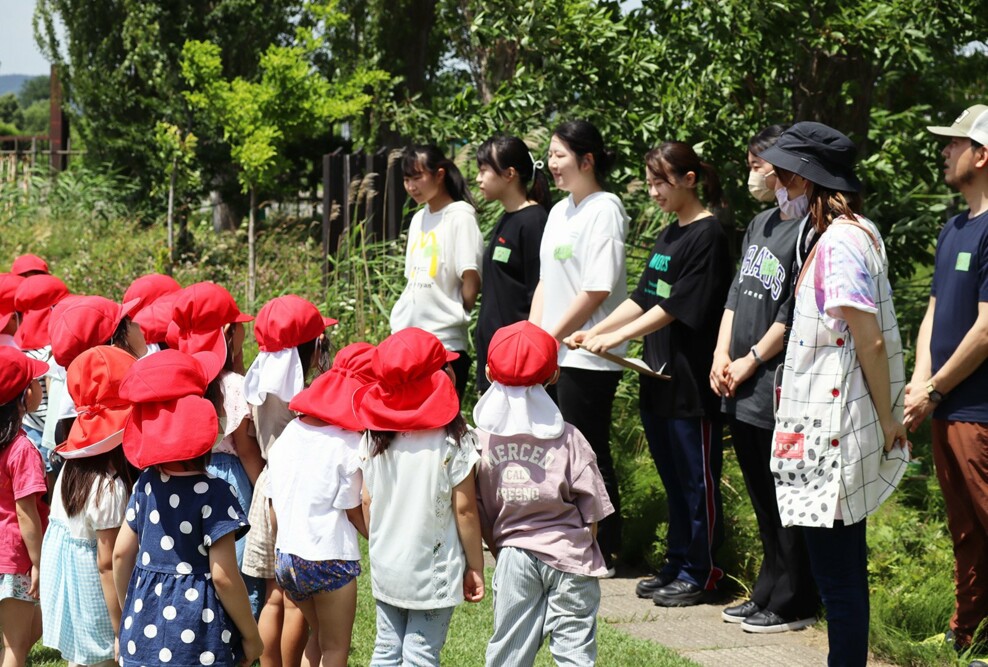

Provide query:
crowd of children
left=4, top=109, right=977, bottom=667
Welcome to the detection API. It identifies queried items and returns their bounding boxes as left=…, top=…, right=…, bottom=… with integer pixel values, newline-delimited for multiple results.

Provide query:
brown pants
left=932, top=419, right=988, bottom=646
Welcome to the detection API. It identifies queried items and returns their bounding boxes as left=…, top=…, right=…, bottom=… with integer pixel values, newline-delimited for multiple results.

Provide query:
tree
left=152, top=122, right=199, bottom=266
left=17, top=75, right=50, bottom=108
left=34, top=0, right=303, bottom=198
left=0, top=94, right=24, bottom=132
left=181, top=20, right=387, bottom=307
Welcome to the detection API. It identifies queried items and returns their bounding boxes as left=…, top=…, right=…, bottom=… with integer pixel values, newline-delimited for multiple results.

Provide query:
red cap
left=56, top=346, right=136, bottom=459
left=289, top=343, right=375, bottom=430
left=255, top=295, right=337, bottom=353
left=119, top=349, right=219, bottom=468
left=123, top=274, right=181, bottom=316
left=0, top=346, right=49, bottom=405
left=132, top=291, right=180, bottom=345
left=172, top=282, right=253, bottom=363
left=13, top=275, right=71, bottom=350
left=352, top=328, right=459, bottom=431
left=11, top=254, right=50, bottom=276
left=48, top=295, right=140, bottom=368
left=487, top=321, right=559, bottom=386
left=0, top=273, right=25, bottom=332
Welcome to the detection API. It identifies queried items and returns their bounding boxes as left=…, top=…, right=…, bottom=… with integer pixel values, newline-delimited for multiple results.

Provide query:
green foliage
left=17, top=75, right=50, bottom=108
left=20, top=99, right=50, bottom=135
left=0, top=92, right=24, bottom=131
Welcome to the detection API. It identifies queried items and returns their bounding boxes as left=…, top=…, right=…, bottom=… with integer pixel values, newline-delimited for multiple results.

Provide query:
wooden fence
left=320, top=146, right=408, bottom=286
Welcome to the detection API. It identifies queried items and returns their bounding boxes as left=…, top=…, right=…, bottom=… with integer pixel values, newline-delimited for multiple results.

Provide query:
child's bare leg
left=311, top=580, right=357, bottom=667
left=0, top=598, right=39, bottom=667
left=258, top=578, right=285, bottom=667
left=282, top=593, right=311, bottom=667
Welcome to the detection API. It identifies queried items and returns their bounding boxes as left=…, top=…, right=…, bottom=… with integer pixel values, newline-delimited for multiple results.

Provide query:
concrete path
left=598, top=573, right=897, bottom=666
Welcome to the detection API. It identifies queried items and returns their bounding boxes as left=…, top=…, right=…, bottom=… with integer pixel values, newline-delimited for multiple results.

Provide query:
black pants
left=554, top=367, right=623, bottom=561
left=449, top=350, right=471, bottom=400
left=730, top=418, right=818, bottom=617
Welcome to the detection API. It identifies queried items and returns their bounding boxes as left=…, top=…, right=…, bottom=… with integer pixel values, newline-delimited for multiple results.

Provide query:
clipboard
left=580, top=345, right=671, bottom=380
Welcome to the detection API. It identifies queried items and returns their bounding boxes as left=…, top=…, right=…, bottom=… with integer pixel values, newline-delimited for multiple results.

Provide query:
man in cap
left=905, top=104, right=988, bottom=655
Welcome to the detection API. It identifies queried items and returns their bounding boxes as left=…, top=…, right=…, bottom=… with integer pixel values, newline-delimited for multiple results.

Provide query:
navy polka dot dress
left=118, top=469, right=249, bottom=666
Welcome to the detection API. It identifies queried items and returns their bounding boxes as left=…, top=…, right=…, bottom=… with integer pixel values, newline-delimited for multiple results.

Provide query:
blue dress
left=118, top=469, right=250, bottom=667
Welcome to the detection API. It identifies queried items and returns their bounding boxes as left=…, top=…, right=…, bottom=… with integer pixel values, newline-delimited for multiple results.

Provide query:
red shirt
left=0, top=432, right=49, bottom=573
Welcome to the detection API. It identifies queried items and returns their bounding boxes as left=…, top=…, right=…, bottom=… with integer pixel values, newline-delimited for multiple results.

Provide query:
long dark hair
left=748, top=124, right=789, bottom=156
left=402, top=145, right=476, bottom=206
left=204, top=326, right=238, bottom=418
left=0, top=393, right=24, bottom=453
left=109, top=317, right=142, bottom=359
left=476, top=135, right=551, bottom=211
left=60, top=447, right=138, bottom=518
left=645, top=142, right=725, bottom=208
left=369, top=413, right=469, bottom=457
left=552, top=119, right=616, bottom=185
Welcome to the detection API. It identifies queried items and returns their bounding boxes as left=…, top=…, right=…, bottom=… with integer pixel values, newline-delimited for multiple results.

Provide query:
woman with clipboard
left=566, top=142, right=731, bottom=607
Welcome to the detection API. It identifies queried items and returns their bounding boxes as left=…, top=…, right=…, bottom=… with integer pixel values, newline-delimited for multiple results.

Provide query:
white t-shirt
left=359, top=428, right=480, bottom=609
left=538, top=191, right=629, bottom=370
left=389, top=201, right=484, bottom=351
left=49, top=468, right=129, bottom=540
left=267, top=419, right=362, bottom=561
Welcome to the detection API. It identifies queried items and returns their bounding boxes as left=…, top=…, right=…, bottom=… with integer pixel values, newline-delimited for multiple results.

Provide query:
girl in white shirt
left=529, top=119, right=628, bottom=574
left=390, top=145, right=484, bottom=398
left=353, top=328, right=485, bottom=667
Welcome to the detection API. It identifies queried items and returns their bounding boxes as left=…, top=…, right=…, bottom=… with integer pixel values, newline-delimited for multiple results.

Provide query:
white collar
left=473, top=382, right=565, bottom=439
left=243, top=348, right=305, bottom=405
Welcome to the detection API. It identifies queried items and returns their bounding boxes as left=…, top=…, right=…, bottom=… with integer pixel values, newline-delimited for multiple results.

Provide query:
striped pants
left=486, top=547, right=600, bottom=667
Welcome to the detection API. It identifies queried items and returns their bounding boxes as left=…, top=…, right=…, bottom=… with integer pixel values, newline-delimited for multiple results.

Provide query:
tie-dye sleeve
left=813, top=223, right=878, bottom=332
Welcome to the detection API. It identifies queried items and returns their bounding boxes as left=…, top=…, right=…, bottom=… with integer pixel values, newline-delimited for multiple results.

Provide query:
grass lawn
left=28, top=542, right=695, bottom=667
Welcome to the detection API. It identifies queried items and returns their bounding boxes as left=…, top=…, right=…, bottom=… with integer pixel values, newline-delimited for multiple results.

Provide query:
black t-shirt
left=630, top=216, right=731, bottom=419
left=475, top=205, right=548, bottom=392
left=722, top=208, right=801, bottom=429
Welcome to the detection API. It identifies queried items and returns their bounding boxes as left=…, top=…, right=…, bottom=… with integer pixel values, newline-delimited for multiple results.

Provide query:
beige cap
left=928, top=104, right=988, bottom=145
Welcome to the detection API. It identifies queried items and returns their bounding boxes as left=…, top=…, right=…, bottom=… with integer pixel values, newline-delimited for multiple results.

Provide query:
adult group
left=0, top=105, right=985, bottom=667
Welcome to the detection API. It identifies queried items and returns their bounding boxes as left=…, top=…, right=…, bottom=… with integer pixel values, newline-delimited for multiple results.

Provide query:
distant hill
left=0, top=74, right=34, bottom=96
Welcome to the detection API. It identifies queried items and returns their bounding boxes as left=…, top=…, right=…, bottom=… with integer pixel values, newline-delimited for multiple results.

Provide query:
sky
left=0, top=0, right=60, bottom=76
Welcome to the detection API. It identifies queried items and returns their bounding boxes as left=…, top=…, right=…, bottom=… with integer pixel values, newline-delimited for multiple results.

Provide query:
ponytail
left=476, top=134, right=552, bottom=211
left=645, top=142, right=724, bottom=208
left=402, top=145, right=476, bottom=207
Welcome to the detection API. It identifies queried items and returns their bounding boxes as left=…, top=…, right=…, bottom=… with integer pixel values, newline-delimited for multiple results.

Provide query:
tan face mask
left=747, top=169, right=776, bottom=203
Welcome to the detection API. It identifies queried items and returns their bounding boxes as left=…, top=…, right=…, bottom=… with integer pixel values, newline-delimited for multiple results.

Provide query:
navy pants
left=802, top=520, right=869, bottom=667
left=641, top=412, right=724, bottom=589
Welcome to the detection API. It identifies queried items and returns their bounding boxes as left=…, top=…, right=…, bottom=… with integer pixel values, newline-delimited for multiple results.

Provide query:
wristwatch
left=750, top=345, right=763, bottom=365
left=926, top=380, right=944, bottom=404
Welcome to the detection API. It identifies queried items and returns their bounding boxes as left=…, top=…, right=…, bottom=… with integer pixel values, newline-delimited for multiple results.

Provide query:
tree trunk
left=248, top=187, right=256, bottom=311
left=167, top=158, right=177, bottom=270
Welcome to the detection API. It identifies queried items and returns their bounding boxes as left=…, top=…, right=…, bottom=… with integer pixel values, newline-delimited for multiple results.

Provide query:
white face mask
left=747, top=170, right=775, bottom=202
left=775, top=185, right=809, bottom=219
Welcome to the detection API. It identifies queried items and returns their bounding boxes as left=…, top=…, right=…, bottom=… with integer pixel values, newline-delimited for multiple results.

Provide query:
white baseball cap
left=928, top=104, right=988, bottom=145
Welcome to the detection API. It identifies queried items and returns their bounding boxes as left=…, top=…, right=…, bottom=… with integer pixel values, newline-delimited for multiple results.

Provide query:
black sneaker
left=721, top=599, right=761, bottom=624
left=741, top=609, right=818, bottom=634
left=634, top=573, right=676, bottom=599
left=652, top=579, right=705, bottom=607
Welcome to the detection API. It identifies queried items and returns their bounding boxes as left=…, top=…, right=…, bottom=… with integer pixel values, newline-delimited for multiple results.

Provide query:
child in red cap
left=0, top=347, right=49, bottom=667
left=40, top=346, right=139, bottom=664
left=353, top=328, right=485, bottom=665
left=242, top=294, right=336, bottom=666
left=113, top=349, right=262, bottom=667
left=473, top=321, right=614, bottom=666
left=172, top=282, right=264, bottom=614
left=266, top=343, right=373, bottom=667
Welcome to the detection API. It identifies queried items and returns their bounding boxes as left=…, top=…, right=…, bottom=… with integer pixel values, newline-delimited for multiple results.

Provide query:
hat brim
left=14, top=309, right=52, bottom=350
left=445, top=350, right=460, bottom=362
left=11, top=257, right=49, bottom=276
left=323, top=316, right=339, bottom=328
left=234, top=312, right=254, bottom=323
left=56, top=427, right=125, bottom=459
left=352, top=370, right=459, bottom=432
left=123, top=396, right=218, bottom=469
left=758, top=145, right=862, bottom=193
left=290, top=372, right=370, bottom=431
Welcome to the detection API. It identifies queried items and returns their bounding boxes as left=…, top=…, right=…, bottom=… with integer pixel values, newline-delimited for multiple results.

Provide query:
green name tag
left=760, top=258, right=780, bottom=279
left=656, top=279, right=672, bottom=298
left=956, top=252, right=972, bottom=271
left=423, top=244, right=439, bottom=258
left=493, top=246, right=511, bottom=263
left=554, top=244, right=573, bottom=260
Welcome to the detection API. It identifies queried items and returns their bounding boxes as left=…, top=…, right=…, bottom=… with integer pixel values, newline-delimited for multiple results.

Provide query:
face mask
left=775, top=186, right=808, bottom=219
left=747, top=170, right=775, bottom=202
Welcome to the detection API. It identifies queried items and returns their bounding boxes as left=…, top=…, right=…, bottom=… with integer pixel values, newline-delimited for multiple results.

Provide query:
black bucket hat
left=758, top=121, right=861, bottom=193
